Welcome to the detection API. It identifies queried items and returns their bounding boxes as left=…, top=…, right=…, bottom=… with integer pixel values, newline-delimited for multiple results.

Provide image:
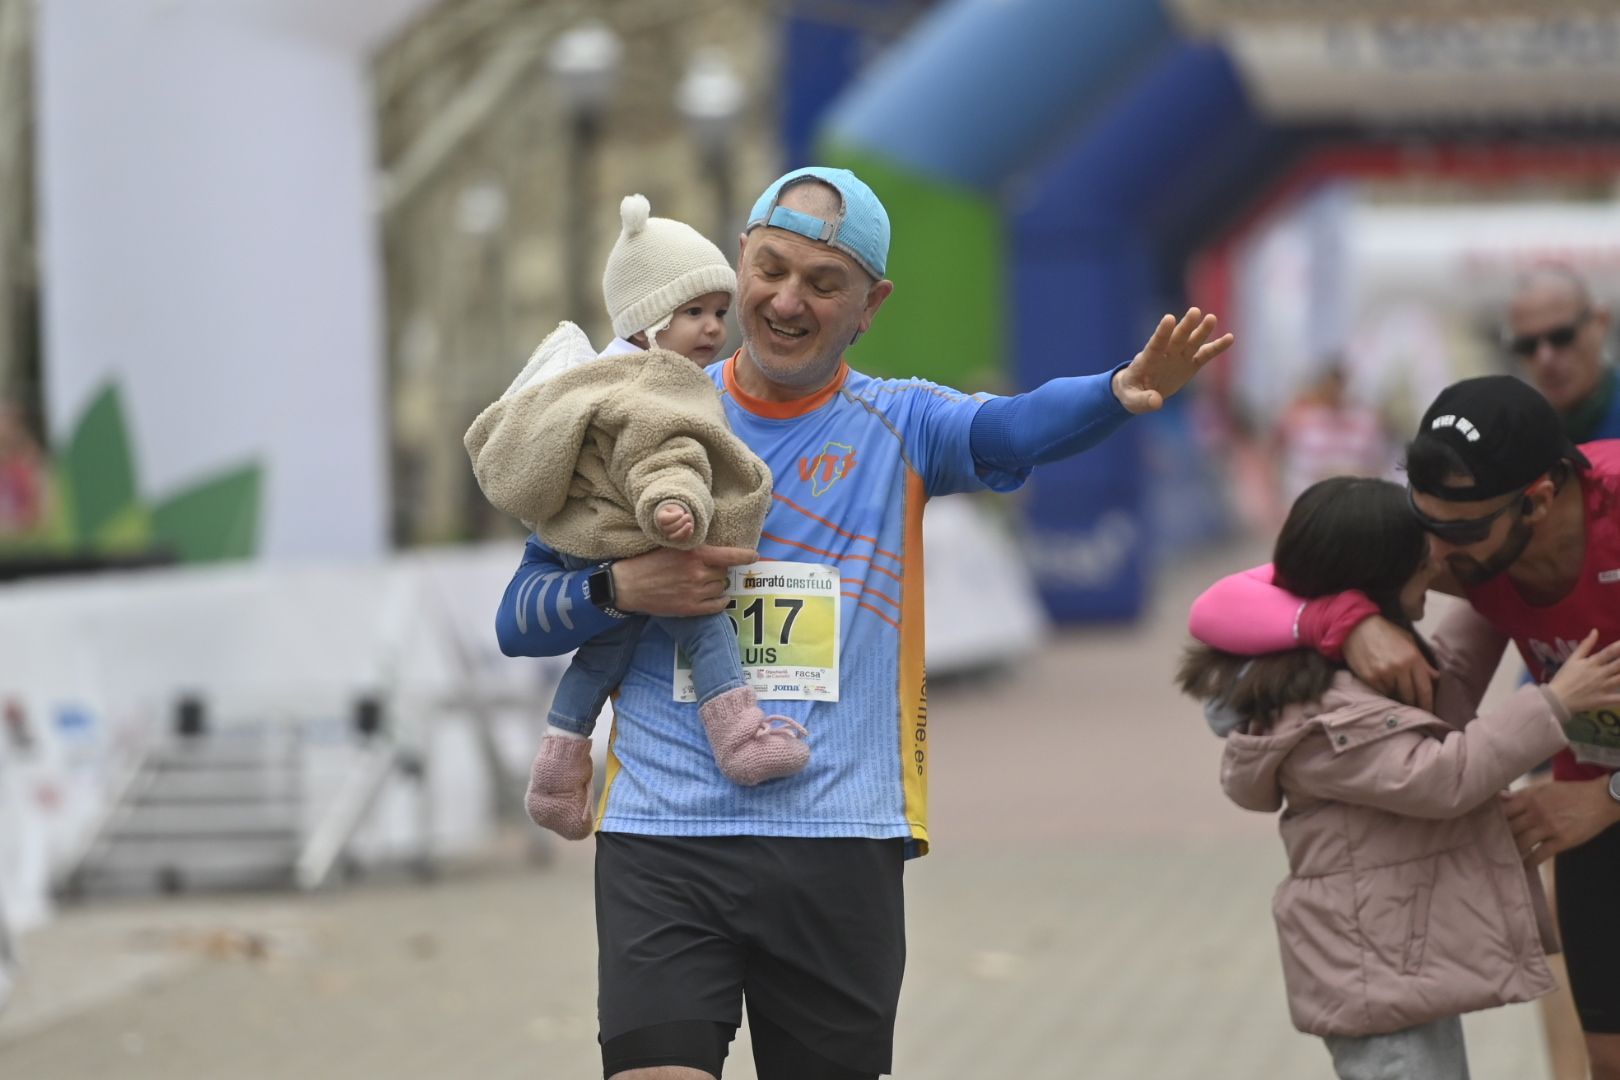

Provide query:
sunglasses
left=1505, top=310, right=1589, bottom=358
left=1406, top=485, right=1530, bottom=545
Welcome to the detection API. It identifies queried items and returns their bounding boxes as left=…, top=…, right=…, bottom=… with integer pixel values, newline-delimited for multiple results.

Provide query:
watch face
left=1610, top=771, right=1620, bottom=802
left=588, top=567, right=615, bottom=609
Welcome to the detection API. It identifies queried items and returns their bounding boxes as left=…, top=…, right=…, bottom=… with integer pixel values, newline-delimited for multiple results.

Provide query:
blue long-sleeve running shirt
left=496, top=355, right=1128, bottom=855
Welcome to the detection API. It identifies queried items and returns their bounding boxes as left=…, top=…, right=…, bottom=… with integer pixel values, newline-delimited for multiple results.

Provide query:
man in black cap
left=1403, top=374, right=1595, bottom=590
left=1188, top=374, right=1620, bottom=1075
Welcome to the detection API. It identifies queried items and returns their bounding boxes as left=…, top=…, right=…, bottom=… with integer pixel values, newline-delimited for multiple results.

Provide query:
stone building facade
left=375, top=0, right=782, bottom=546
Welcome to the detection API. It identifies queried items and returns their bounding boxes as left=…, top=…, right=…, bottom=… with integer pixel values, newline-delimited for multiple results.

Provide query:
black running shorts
left=595, top=833, right=906, bottom=1078
left=1557, top=820, right=1620, bottom=1033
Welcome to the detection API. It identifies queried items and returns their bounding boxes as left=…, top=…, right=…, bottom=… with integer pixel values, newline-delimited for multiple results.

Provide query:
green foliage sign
left=1, top=384, right=262, bottom=562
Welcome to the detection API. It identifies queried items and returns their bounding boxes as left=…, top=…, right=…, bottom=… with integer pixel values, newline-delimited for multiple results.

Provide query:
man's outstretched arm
left=969, top=308, right=1234, bottom=471
left=969, top=367, right=1130, bottom=470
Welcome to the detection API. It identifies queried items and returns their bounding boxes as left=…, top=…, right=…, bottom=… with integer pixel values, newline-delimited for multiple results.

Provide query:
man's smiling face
left=735, top=181, right=891, bottom=394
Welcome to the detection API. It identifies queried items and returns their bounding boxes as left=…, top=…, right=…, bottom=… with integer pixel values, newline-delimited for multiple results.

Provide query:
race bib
left=1565, top=708, right=1620, bottom=769
left=673, top=560, right=840, bottom=702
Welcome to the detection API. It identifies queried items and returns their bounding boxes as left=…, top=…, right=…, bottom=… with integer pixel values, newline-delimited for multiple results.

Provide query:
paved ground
left=0, top=542, right=1557, bottom=1079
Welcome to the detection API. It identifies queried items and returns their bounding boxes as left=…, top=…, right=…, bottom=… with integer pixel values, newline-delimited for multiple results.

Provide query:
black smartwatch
left=584, top=562, right=628, bottom=619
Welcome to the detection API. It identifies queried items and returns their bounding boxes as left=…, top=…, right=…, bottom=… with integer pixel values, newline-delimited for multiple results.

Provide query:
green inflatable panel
left=820, top=144, right=1005, bottom=393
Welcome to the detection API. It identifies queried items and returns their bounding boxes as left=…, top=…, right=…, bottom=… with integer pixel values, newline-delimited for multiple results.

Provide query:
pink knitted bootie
left=698, top=686, right=810, bottom=786
left=524, top=735, right=594, bottom=840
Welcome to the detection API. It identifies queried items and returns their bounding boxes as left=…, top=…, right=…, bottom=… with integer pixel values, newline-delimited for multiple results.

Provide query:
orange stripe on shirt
left=841, top=585, right=902, bottom=612
left=771, top=493, right=904, bottom=563
left=761, top=530, right=906, bottom=577
left=856, top=601, right=901, bottom=631
left=865, top=562, right=903, bottom=585
left=868, top=563, right=907, bottom=586
left=820, top=556, right=903, bottom=586
left=859, top=583, right=901, bottom=611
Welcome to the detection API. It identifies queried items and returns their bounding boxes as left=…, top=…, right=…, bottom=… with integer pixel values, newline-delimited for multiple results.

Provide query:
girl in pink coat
left=1179, top=476, right=1620, bottom=1080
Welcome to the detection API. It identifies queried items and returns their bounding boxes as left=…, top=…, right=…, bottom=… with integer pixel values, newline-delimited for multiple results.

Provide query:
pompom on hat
left=601, top=194, right=736, bottom=343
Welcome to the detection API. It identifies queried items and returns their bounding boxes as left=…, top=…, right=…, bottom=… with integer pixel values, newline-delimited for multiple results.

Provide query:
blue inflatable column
left=1011, top=223, right=1155, bottom=620
left=779, top=3, right=901, bottom=170
left=1009, top=43, right=1259, bottom=620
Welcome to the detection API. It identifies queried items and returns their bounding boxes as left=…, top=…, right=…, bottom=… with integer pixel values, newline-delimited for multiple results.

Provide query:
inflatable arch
left=785, top=0, right=1620, bottom=620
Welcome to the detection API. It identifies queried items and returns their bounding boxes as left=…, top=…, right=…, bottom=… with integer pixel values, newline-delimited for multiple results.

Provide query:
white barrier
left=0, top=494, right=1044, bottom=930
left=0, top=543, right=547, bottom=931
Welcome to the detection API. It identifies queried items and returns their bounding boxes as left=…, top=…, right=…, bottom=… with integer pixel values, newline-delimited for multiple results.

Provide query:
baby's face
left=657, top=291, right=731, bottom=365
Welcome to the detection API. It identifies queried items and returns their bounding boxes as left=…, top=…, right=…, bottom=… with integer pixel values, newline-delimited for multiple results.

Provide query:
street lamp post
left=676, top=49, right=745, bottom=251
left=549, top=21, right=622, bottom=325
left=454, top=179, right=509, bottom=541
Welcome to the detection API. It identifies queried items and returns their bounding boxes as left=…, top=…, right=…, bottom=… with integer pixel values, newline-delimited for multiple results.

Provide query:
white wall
left=34, top=0, right=433, bottom=559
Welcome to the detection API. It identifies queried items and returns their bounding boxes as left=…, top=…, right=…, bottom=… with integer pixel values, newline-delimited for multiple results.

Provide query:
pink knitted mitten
left=698, top=686, right=810, bottom=786
left=525, top=734, right=594, bottom=840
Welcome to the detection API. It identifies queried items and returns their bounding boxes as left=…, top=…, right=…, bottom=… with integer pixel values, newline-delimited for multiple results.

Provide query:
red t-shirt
left=1464, top=440, right=1620, bottom=781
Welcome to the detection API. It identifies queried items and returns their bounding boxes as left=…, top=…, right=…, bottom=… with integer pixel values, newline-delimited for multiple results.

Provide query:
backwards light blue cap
left=745, top=166, right=890, bottom=279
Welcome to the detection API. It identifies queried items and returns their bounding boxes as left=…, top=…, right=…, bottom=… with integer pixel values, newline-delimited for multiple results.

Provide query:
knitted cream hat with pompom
left=601, top=194, right=737, bottom=342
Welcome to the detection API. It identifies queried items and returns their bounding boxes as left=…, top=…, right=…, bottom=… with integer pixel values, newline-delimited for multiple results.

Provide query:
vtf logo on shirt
left=799, top=441, right=857, bottom=496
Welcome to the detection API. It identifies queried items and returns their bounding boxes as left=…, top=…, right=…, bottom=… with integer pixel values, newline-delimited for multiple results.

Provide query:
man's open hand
left=1343, top=616, right=1439, bottom=713
left=1112, top=308, right=1234, bottom=415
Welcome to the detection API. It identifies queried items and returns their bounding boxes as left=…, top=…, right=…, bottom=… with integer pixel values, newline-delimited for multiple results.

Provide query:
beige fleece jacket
left=464, top=348, right=772, bottom=559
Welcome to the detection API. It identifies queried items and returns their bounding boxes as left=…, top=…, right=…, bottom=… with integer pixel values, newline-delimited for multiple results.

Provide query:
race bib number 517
left=673, top=560, right=840, bottom=702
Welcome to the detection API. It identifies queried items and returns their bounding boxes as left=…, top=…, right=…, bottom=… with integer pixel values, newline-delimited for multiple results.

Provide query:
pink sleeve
left=1299, top=591, right=1381, bottom=661
left=1187, top=563, right=1378, bottom=660
left=1187, top=564, right=1305, bottom=653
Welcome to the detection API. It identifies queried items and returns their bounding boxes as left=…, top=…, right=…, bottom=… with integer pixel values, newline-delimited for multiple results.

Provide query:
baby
left=465, top=195, right=811, bottom=840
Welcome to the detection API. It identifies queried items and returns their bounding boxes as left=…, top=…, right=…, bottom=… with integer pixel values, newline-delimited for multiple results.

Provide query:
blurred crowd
left=1237, top=262, right=1615, bottom=534
left=0, top=401, right=44, bottom=539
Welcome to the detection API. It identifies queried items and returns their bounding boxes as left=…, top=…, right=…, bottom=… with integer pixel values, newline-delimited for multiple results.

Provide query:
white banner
left=1167, top=3, right=1620, bottom=120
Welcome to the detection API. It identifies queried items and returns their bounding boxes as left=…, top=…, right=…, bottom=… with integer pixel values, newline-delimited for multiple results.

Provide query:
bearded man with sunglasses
left=1188, top=375, right=1620, bottom=1076
left=1507, top=265, right=1620, bottom=444
left=1500, top=266, right=1619, bottom=1080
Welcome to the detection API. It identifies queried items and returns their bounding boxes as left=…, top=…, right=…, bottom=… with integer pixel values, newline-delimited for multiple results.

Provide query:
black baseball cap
left=1411, top=375, right=1590, bottom=502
